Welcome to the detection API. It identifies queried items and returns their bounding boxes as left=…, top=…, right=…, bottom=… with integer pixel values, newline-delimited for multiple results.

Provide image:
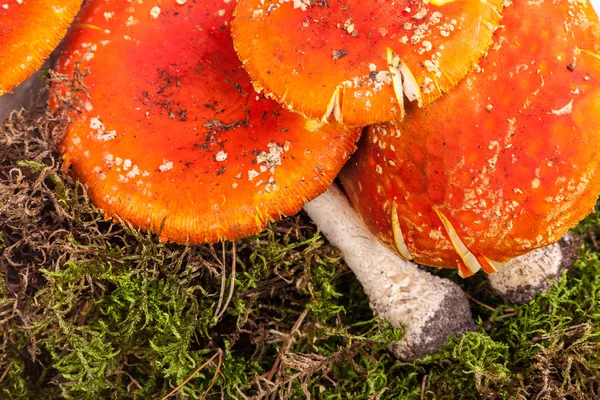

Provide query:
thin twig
left=160, top=350, right=223, bottom=400
left=0, top=362, right=14, bottom=385
left=265, top=308, right=310, bottom=382
left=493, top=312, right=518, bottom=320
left=216, top=242, right=237, bottom=321
left=532, top=323, right=590, bottom=342
left=202, top=350, right=224, bottom=400
left=214, top=242, right=227, bottom=319
left=420, top=374, right=428, bottom=400
left=465, top=293, right=497, bottom=312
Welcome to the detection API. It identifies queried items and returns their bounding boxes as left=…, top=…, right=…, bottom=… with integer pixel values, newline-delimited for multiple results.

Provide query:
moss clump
left=2, top=105, right=600, bottom=399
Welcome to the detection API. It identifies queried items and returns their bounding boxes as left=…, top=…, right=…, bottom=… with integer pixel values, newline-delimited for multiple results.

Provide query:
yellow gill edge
left=387, top=48, right=405, bottom=120
left=398, top=58, right=423, bottom=107
left=321, top=85, right=342, bottom=124
left=434, top=208, right=483, bottom=277
left=429, top=0, right=456, bottom=5
left=391, top=202, right=413, bottom=260
left=387, top=48, right=424, bottom=118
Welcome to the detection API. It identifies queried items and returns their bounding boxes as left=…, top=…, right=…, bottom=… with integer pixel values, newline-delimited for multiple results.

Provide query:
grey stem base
left=304, top=185, right=476, bottom=360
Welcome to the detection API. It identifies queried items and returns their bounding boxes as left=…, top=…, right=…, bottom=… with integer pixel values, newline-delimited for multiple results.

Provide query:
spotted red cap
left=0, top=0, right=83, bottom=95
left=340, top=0, right=600, bottom=277
left=52, top=0, right=361, bottom=244
left=232, top=0, right=503, bottom=126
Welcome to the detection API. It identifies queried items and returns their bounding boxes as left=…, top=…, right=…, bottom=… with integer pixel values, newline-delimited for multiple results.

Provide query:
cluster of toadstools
left=1, top=0, right=600, bottom=359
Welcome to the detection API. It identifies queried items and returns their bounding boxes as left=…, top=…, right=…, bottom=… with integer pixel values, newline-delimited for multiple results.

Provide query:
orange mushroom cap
left=0, top=0, right=83, bottom=95
left=340, top=0, right=600, bottom=277
left=52, top=0, right=360, bottom=244
left=232, top=0, right=503, bottom=126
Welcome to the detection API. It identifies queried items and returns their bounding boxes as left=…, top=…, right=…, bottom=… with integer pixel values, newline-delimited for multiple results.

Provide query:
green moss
left=2, top=107, right=600, bottom=399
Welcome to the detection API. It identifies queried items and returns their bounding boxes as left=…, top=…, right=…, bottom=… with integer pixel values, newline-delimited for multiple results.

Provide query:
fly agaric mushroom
left=232, top=0, right=503, bottom=126
left=0, top=0, right=83, bottom=96
left=339, top=0, right=600, bottom=277
left=51, top=0, right=361, bottom=244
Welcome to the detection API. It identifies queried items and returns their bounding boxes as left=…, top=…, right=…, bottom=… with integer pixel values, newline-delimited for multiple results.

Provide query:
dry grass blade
left=160, top=349, right=223, bottom=400
left=465, top=293, right=497, bottom=312
left=420, top=374, right=428, bottom=400
left=0, top=362, right=14, bottom=385
left=265, top=307, right=309, bottom=383
left=216, top=242, right=237, bottom=321
left=214, top=242, right=228, bottom=320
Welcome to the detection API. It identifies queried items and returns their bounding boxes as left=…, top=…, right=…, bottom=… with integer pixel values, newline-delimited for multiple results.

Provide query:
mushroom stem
left=487, top=234, right=581, bottom=303
left=303, top=184, right=476, bottom=360
left=0, top=59, right=51, bottom=120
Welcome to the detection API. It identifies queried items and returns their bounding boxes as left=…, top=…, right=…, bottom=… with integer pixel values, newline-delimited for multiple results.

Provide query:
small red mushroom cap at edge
left=0, top=0, right=83, bottom=95
left=52, top=0, right=361, bottom=244
left=232, top=0, right=503, bottom=126
left=340, top=0, right=600, bottom=277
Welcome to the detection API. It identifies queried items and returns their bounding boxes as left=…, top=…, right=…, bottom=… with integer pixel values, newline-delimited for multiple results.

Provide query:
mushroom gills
left=434, top=209, right=497, bottom=277
left=386, top=48, right=423, bottom=120
left=391, top=202, right=413, bottom=260
left=322, top=85, right=343, bottom=123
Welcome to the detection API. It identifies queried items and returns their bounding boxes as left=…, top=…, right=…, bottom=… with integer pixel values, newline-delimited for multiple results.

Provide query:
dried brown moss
left=2, top=80, right=600, bottom=399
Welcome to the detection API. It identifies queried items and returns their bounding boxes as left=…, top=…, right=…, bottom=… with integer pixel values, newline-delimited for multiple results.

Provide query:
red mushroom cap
left=232, top=0, right=503, bottom=126
left=0, top=0, right=83, bottom=95
left=52, top=0, right=360, bottom=244
left=340, top=0, right=600, bottom=277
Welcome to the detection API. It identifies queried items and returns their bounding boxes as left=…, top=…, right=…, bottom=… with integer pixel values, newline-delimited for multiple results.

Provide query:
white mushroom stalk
left=488, top=235, right=578, bottom=304
left=0, top=60, right=51, bottom=120
left=303, top=184, right=475, bottom=360
left=488, top=245, right=562, bottom=304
